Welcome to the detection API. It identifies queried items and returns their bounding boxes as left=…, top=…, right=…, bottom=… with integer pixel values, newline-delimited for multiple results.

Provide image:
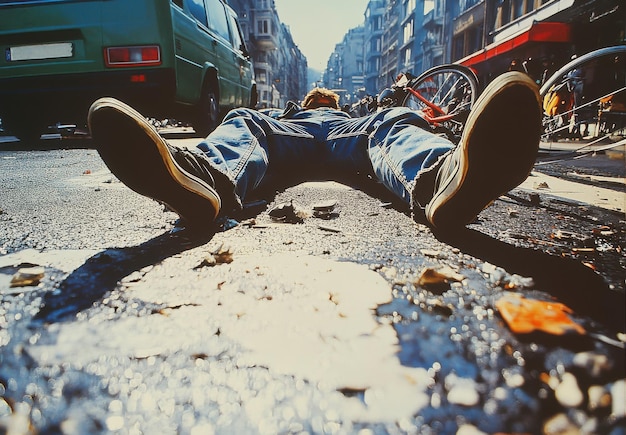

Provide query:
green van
left=0, top=0, right=256, bottom=141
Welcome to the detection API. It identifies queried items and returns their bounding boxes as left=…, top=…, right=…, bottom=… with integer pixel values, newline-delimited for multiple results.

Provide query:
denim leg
left=367, top=108, right=455, bottom=209
left=322, top=107, right=455, bottom=210
left=325, top=114, right=378, bottom=175
left=195, top=108, right=319, bottom=209
left=195, top=107, right=455, bottom=217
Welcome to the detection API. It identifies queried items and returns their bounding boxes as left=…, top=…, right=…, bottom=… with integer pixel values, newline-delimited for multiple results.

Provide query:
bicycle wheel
left=402, top=64, right=479, bottom=142
left=540, top=45, right=626, bottom=142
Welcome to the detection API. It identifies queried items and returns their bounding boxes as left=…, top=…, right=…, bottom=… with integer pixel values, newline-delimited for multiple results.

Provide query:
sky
left=273, top=0, right=370, bottom=71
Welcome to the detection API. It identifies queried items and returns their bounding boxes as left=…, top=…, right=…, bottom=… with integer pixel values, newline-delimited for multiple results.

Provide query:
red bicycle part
left=405, top=86, right=447, bottom=116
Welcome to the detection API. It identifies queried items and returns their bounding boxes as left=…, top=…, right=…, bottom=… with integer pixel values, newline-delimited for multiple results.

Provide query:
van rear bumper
left=0, top=68, right=177, bottom=123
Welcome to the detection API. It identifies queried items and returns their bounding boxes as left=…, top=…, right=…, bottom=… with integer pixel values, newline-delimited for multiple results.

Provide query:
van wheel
left=194, top=85, right=219, bottom=137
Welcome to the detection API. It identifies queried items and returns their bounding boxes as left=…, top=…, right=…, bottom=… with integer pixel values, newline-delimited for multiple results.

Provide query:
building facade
left=364, top=0, right=387, bottom=95
left=456, top=0, right=625, bottom=85
left=227, top=0, right=308, bottom=108
left=327, top=0, right=624, bottom=96
left=380, top=0, right=402, bottom=87
left=229, top=0, right=623, bottom=108
left=323, top=26, right=366, bottom=106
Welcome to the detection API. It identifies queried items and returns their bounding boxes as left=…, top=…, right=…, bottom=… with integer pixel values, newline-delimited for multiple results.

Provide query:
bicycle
left=540, top=45, right=626, bottom=143
left=351, top=64, right=479, bottom=144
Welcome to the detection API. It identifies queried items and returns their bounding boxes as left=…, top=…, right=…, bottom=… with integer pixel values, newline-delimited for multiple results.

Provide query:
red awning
left=458, top=22, right=571, bottom=67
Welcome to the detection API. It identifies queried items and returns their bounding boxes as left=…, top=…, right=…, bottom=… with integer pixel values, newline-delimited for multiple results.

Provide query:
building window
left=405, top=0, right=416, bottom=15
left=257, top=19, right=269, bottom=34
left=513, top=0, right=524, bottom=19
left=404, top=47, right=412, bottom=66
left=526, top=0, right=534, bottom=13
left=370, top=36, right=381, bottom=52
left=255, top=69, right=267, bottom=84
left=403, top=19, right=414, bottom=44
left=371, top=16, right=380, bottom=31
left=435, top=0, right=444, bottom=16
left=494, top=0, right=512, bottom=28
left=424, top=0, right=434, bottom=14
left=369, top=58, right=380, bottom=72
left=469, top=26, right=483, bottom=53
left=453, top=34, right=464, bottom=60
left=459, top=0, right=481, bottom=12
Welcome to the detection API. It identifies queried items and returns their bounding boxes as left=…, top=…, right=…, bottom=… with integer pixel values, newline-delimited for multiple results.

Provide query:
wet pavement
left=0, top=135, right=624, bottom=434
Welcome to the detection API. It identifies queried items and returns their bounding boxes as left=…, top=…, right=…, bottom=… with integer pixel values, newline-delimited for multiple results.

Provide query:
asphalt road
left=0, top=134, right=624, bottom=434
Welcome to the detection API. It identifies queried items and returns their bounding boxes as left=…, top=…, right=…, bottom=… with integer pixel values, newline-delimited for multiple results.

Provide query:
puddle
left=27, top=253, right=431, bottom=422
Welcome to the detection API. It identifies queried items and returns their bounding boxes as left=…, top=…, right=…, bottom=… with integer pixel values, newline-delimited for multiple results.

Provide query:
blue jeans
left=195, top=107, right=454, bottom=214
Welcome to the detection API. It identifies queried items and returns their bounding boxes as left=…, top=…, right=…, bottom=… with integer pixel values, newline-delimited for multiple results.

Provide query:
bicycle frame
left=403, top=86, right=457, bottom=123
left=352, top=65, right=478, bottom=146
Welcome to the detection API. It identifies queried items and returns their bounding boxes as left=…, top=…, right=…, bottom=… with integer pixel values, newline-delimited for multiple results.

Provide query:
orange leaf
left=495, top=293, right=585, bottom=335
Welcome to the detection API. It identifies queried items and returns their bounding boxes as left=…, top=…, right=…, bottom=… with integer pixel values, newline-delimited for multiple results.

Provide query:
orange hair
left=302, top=88, right=340, bottom=109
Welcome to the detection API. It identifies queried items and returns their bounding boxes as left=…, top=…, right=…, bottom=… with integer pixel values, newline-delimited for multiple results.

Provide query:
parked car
left=0, top=0, right=257, bottom=141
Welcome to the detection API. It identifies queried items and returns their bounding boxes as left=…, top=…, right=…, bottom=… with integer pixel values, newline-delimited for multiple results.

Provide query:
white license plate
left=8, top=42, right=73, bottom=62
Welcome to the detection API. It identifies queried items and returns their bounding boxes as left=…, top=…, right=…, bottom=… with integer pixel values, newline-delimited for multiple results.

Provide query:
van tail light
left=104, top=45, right=161, bottom=67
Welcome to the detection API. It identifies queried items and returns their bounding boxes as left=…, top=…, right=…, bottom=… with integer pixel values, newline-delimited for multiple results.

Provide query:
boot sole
left=88, top=98, right=221, bottom=225
left=426, top=72, right=541, bottom=228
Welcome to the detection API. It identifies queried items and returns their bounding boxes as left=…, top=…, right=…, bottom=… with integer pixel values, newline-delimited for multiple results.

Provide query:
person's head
left=302, top=88, right=340, bottom=110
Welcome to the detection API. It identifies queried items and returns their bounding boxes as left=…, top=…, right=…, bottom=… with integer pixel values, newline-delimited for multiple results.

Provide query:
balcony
left=423, top=10, right=443, bottom=28
left=254, top=60, right=272, bottom=71
left=251, top=33, right=278, bottom=50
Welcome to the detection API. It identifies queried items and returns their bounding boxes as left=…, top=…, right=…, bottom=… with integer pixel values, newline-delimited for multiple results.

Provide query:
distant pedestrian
left=88, top=72, right=541, bottom=231
left=539, top=57, right=556, bottom=86
left=566, top=56, right=585, bottom=137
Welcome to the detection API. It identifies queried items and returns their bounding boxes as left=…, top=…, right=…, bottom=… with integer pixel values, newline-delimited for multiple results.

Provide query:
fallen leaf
left=194, top=244, right=233, bottom=268
left=495, top=293, right=585, bottom=335
left=416, top=266, right=464, bottom=287
left=10, top=266, right=45, bottom=288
